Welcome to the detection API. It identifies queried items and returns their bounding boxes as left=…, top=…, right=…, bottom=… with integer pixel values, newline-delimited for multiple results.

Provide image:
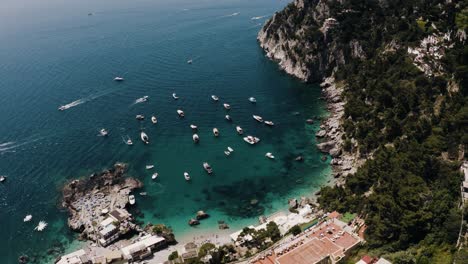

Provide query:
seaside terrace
left=250, top=212, right=364, bottom=264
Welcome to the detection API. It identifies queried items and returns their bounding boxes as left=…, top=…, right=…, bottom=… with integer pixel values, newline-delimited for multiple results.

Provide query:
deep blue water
left=0, top=0, right=330, bottom=263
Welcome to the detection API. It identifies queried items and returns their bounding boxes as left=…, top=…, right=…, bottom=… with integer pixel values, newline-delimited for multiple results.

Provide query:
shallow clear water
left=0, top=0, right=329, bottom=262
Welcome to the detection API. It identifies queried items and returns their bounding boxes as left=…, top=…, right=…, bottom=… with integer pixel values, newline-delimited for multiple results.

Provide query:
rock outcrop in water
left=62, top=163, right=142, bottom=238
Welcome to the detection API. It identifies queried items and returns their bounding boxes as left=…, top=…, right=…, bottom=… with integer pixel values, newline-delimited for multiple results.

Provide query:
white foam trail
left=59, top=99, right=84, bottom=110
left=222, top=12, right=240, bottom=18
left=251, top=15, right=267, bottom=20
left=0, top=136, right=45, bottom=153
left=0, top=142, right=15, bottom=148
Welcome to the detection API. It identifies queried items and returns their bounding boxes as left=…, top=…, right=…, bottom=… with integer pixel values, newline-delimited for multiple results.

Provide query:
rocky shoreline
left=61, top=163, right=143, bottom=240
left=257, top=2, right=365, bottom=186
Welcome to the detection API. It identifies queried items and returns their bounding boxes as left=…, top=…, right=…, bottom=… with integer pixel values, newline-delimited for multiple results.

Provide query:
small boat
left=140, top=192, right=147, bottom=196
left=264, top=121, right=274, bottom=126
left=187, top=59, right=193, bottom=64
left=177, top=109, right=185, bottom=117
left=223, top=103, right=231, bottom=110
left=184, top=172, right=191, bottom=181
left=140, top=131, right=149, bottom=144
left=0, top=176, right=6, bottom=182
left=114, top=76, right=124, bottom=81
left=135, top=96, right=149, bottom=103
left=225, top=115, right=232, bottom=122
left=34, top=221, right=48, bottom=231
left=211, top=95, right=219, bottom=101
left=126, top=138, right=133, bottom=146
left=243, top=135, right=260, bottom=145
left=253, top=115, right=263, bottom=123
left=136, top=115, right=145, bottom=120
left=193, top=134, right=199, bottom=143
left=224, top=150, right=231, bottom=156
left=23, top=215, right=32, bottom=222
left=249, top=97, right=257, bottom=103
left=203, top=162, right=213, bottom=174
left=146, top=165, right=154, bottom=170
left=213, top=128, right=219, bottom=137
left=236, top=126, right=243, bottom=135
left=100, top=128, right=109, bottom=137
left=190, top=124, right=198, bottom=130
left=151, top=116, right=158, bottom=124
left=128, top=195, right=136, bottom=205
left=227, top=147, right=234, bottom=152
left=265, top=152, right=275, bottom=159
left=152, top=173, right=159, bottom=180
left=58, top=105, right=66, bottom=111
left=172, top=93, right=179, bottom=100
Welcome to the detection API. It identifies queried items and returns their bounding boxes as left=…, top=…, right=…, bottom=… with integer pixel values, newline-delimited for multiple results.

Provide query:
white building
left=121, top=235, right=166, bottom=261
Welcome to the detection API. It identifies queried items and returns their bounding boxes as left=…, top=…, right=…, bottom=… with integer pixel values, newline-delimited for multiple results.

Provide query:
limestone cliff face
left=258, top=0, right=365, bottom=82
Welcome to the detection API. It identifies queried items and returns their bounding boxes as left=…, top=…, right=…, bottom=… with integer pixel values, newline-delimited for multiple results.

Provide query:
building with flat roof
left=121, top=235, right=166, bottom=261
left=56, top=249, right=91, bottom=264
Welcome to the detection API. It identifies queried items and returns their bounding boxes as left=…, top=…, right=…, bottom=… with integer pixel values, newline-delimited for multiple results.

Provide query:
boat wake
left=251, top=15, right=267, bottom=20
left=58, top=99, right=85, bottom=111
left=59, top=86, right=123, bottom=111
left=0, top=137, right=44, bottom=154
left=222, top=12, right=240, bottom=18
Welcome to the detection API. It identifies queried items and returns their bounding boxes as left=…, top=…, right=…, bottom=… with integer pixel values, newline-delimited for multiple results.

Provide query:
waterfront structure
left=121, top=235, right=166, bottom=261
left=251, top=213, right=364, bottom=264
left=56, top=249, right=91, bottom=264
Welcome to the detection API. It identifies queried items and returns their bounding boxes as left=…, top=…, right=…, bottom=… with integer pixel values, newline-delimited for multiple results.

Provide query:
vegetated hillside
left=259, top=0, right=467, bottom=262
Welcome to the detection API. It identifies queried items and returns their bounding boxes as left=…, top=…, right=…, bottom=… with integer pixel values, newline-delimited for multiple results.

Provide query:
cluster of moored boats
left=59, top=76, right=277, bottom=183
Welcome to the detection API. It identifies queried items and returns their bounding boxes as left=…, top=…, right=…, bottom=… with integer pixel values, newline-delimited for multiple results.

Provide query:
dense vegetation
left=277, top=0, right=468, bottom=262
left=175, top=1, right=467, bottom=263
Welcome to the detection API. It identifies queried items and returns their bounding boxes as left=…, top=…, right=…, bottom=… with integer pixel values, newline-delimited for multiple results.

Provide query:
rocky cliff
left=258, top=0, right=365, bottom=82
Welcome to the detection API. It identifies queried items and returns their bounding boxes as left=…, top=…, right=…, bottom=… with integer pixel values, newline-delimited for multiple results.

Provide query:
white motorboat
left=23, top=215, right=32, bottom=222
left=136, top=115, right=145, bottom=120
left=236, top=126, right=243, bottom=135
left=140, top=131, right=149, bottom=144
left=253, top=115, right=263, bottom=123
left=264, top=121, right=274, bottom=126
left=211, top=95, right=219, bottom=101
left=223, top=103, right=231, bottom=110
left=0, top=175, right=6, bottom=182
left=58, top=105, right=66, bottom=111
left=190, top=124, right=198, bottom=130
left=114, top=76, right=124, bottom=81
left=265, top=152, right=275, bottom=159
left=126, top=138, right=133, bottom=146
left=187, top=59, right=193, bottom=64
left=129, top=195, right=136, bottom=205
left=249, top=97, right=257, bottom=103
left=152, top=173, right=159, bottom=180
left=172, top=93, right=179, bottom=100
left=34, top=221, right=48, bottom=231
left=213, top=128, right=219, bottom=137
left=146, top=165, right=154, bottom=170
left=151, top=116, right=158, bottom=124
left=100, top=128, right=109, bottom=137
left=193, top=134, right=199, bottom=143
left=203, top=162, right=213, bottom=174
left=225, top=115, right=232, bottom=121
left=227, top=147, right=234, bottom=152
left=243, top=135, right=260, bottom=145
left=140, top=192, right=147, bottom=196
left=135, top=96, right=149, bottom=104
left=184, top=172, right=191, bottom=181
left=224, top=150, right=231, bottom=156
left=177, top=109, right=185, bottom=117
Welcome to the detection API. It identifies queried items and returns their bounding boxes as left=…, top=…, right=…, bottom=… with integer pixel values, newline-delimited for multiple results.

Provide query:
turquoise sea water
left=0, top=0, right=330, bottom=263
